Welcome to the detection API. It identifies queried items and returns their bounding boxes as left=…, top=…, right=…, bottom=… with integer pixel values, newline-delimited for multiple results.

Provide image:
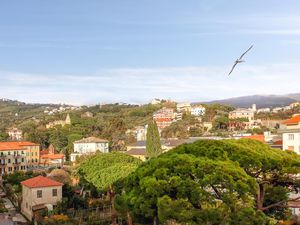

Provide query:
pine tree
left=146, top=120, right=162, bottom=158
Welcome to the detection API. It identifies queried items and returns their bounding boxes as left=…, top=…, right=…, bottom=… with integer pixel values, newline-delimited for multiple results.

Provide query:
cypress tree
left=146, top=120, right=162, bottom=158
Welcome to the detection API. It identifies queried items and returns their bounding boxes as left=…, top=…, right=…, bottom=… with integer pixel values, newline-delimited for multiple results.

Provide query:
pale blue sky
left=1, top=0, right=300, bottom=104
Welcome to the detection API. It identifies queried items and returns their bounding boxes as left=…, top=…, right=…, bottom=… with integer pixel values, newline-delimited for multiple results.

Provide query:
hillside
left=202, top=94, right=299, bottom=108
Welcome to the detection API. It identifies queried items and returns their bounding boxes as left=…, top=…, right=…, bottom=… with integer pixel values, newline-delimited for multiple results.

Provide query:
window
left=26, top=202, right=28, bottom=208
left=288, top=134, right=295, bottom=140
left=52, top=189, right=57, bottom=197
left=37, top=190, right=42, bottom=198
left=8, top=159, right=11, bottom=163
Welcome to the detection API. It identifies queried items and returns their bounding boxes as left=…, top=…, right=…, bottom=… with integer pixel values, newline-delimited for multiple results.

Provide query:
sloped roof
left=283, top=115, right=300, bottom=125
left=21, top=176, right=63, bottom=188
left=0, top=142, right=26, bottom=151
left=126, top=148, right=146, bottom=156
left=41, top=154, right=65, bottom=160
left=74, top=137, right=108, bottom=143
left=241, top=135, right=265, bottom=142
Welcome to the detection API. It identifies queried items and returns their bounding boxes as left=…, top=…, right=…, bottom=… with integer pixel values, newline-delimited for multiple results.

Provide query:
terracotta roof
left=40, top=149, right=49, bottom=155
left=242, top=135, right=265, bottom=142
left=74, top=137, right=108, bottom=143
left=0, top=142, right=26, bottom=151
left=41, top=154, right=65, bottom=160
left=15, top=141, right=39, bottom=146
left=154, top=118, right=172, bottom=122
left=273, top=140, right=283, bottom=145
left=283, top=115, right=300, bottom=125
left=126, top=148, right=146, bottom=156
left=21, top=175, right=63, bottom=188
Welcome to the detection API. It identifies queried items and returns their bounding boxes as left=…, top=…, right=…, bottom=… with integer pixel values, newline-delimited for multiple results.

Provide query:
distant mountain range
left=201, top=93, right=300, bottom=109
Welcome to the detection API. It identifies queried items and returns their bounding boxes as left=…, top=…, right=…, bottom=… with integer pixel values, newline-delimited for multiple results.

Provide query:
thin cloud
left=0, top=63, right=299, bottom=105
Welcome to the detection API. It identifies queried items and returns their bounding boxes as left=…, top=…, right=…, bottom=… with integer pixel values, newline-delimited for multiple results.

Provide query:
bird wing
left=228, top=61, right=238, bottom=75
left=238, top=45, right=253, bottom=60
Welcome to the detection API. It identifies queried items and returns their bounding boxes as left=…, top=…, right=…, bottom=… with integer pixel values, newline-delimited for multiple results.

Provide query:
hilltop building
left=81, top=111, right=93, bottom=118
left=70, top=137, right=109, bottom=162
left=7, top=128, right=22, bottom=141
left=126, top=125, right=148, bottom=141
left=191, top=105, right=206, bottom=117
left=176, top=102, right=191, bottom=113
left=21, top=176, right=63, bottom=221
left=153, top=107, right=177, bottom=130
left=46, top=114, right=71, bottom=129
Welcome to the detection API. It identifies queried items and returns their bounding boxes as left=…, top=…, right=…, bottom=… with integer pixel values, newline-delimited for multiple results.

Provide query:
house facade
left=0, top=142, right=28, bottom=175
left=21, top=176, right=63, bottom=221
left=280, top=114, right=300, bottom=154
left=191, top=105, right=206, bottom=117
left=153, top=107, right=176, bottom=130
left=70, top=137, right=109, bottom=162
left=18, top=142, right=40, bottom=168
left=7, top=128, right=23, bottom=141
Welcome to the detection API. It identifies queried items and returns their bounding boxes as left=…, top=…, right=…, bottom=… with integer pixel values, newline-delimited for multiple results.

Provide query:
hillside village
left=1, top=97, right=300, bottom=224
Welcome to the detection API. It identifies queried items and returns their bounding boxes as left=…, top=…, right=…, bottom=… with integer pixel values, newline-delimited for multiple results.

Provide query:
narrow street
left=0, top=189, right=27, bottom=225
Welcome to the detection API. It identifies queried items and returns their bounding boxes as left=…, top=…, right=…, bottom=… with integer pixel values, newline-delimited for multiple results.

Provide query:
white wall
left=283, top=132, right=300, bottom=154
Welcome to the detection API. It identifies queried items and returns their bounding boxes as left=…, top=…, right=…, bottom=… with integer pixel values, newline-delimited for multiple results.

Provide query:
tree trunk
left=153, top=215, right=158, bottom=225
left=127, top=211, right=133, bottom=225
left=257, top=183, right=265, bottom=210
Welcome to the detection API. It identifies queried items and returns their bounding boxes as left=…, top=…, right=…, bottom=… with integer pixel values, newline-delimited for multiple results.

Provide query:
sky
left=1, top=0, right=300, bottom=105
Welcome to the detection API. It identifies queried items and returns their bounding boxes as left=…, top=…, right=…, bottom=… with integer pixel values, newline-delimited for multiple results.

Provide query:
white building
left=257, top=108, right=271, bottom=113
left=7, top=128, right=22, bottom=141
left=280, top=114, right=300, bottom=154
left=70, top=137, right=109, bottom=162
left=191, top=105, right=206, bottom=117
left=229, top=108, right=255, bottom=121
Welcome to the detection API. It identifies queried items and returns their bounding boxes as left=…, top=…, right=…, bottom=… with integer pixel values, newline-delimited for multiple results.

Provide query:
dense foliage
left=146, top=121, right=162, bottom=158
left=77, top=152, right=142, bottom=191
left=115, top=139, right=300, bottom=224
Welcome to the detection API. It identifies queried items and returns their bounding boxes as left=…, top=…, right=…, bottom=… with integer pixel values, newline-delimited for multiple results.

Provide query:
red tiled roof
left=15, top=141, right=39, bottom=146
left=242, top=135, right=265, bottom=142
left=283, top=115, right=300, bottom=125
left=154, top=118, right=172, bottom=122
left=21, top=175, right=63, bottom=188
left=41, top=154, right=65, bottom=160
left=0, top=142, right=26, bottom=151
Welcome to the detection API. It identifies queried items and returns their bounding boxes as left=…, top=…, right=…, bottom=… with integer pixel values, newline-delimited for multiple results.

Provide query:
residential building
left=151, top=98, right=162, bottom=105
left=15, top=142, right=40, bottom=168
left=153, top=107, right=176, bottom=130
left=40, top=145, right=65, bottom=167
left=257, top=108, right=271, bottom=113
left=81, top=111, right=93, bottom=118
left=279, top=114, right=300, bottom=154
left=191, top=105, right=206, bottom=117
left=21, top=176, right=63, bottom=221
left=70, top=137, right=109, bottom=162
left=229, top=108, right=255, bottom=121
left=125, top=148, right=146, bottom=161
left=272, top=107, right=284, bottom=113
left=126, top=125, right=148, bottom=141
left=176, top=102, right=191, bottom=113
left=7, top=128, right=22, bottom=141
left=290, top=102, right=300, bottom=108
left=46, top=114, right=71, bottom=129
left=229, top=108, right=258, bottom=130
left=0, top=142, right=28, bottom=175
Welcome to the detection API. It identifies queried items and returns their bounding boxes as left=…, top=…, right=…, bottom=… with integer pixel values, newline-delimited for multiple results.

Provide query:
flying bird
left=228, top=45, right=253, bottom=75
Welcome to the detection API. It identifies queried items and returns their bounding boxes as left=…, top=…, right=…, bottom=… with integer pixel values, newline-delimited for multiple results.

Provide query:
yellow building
left=16, top=142, right=40, bottom=168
